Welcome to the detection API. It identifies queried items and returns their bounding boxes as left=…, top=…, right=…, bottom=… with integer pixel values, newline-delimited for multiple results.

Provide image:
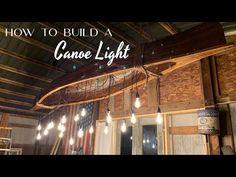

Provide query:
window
left=120, top=127, right=132, bottom=155
left=142, top=125, right=157, bottom=155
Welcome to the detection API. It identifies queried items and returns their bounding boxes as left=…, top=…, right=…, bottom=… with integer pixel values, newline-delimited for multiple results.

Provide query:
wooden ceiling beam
left=0, top=88, right=35, bottom=100
left=0, top=105, right=45, bottom=117
left=0, top=63, right=52, bottom=83
left=0, top=96, right=33, bottom=107
left=158, top=22, right=179, bottom=35
left=38, top=22, right=99, bottom=53
left=0, top=48, right=66, bottom=74
left=123, top=22, right=153, bottom=42
left=0, top=77, right=42, bottom=92
left=97, top=22, right=137, bottom=47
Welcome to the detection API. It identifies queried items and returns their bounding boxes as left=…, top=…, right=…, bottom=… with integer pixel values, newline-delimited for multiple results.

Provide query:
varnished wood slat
left=169, top=126, right=198, bottom=135
left=0, top=63, right=52, bottom=83
left=0, top=105, right=45, bottom=116
left=0, top=96, right=33, bottom=107
left=159, top=22, right=179, bottom=35
left=9, top=123, right=36, bottom=129
left=124, top=22, right=153, bottom=42
left=0, top=77, right=42, bottom=92
left=0, top=48, right=66, bottom=74
left=0, top=88, right=35, bottom=100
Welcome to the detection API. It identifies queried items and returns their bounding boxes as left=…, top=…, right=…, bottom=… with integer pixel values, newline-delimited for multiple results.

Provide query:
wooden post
left=200, top=58, right=220, bottom=155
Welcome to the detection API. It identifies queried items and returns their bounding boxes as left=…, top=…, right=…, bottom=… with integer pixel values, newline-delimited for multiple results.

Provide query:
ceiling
left=0, top=22, right=235, bottom=118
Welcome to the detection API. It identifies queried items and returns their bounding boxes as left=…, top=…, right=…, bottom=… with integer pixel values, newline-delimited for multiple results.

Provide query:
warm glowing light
left=47, top=121, right=54, bottom=130
left=134, top=92, right=141, bottom=108
left=89, top=125, right=94, bottom=134
left=156, top=106, right=163, bottom=124
left=121, top=120, right=127, bottom=133
left=74, top=114, right=80, bottom=122
left=81, top=108, right=86, bottom=117
left=59, top=132, right=63, bottom=138
left=147, top=138, right=150, bottom=143
left=104, top=123, right=109, bottom=135
left=61, top=115, right=67, bottom=124
left=106, top=109, right=112, bottom=123
left=143, top=139, right=146, bottom=144
left=36, top=132, right=41, bottom=140
left=60, top=124, right=66, bottom=132
left=37, top=124, right=41, bottom=131
left=69, top=138, right=74, bottom=145
left=43, top=129, right=49, bottom=136
left=78, top=128, right=84, bottom=138
left=152, top=144, right=155, bottom=149
left=130, top=112, right=137, bottom=124
left=57, top=123, right=62, bottom=131
left=130, top=136, right=133, bottom=140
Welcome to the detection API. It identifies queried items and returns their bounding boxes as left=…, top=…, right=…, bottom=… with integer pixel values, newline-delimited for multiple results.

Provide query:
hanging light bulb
left=36, top=132, right=41, bottom=140
left=134, top=92, right=141, bottom=108
left=147, top=138, right=150, bottom=143
left=60, top=124, right=66, bottom=132
left=121, top=120, right=127, bottom=133
left=104, top=122, right=109, bottom=135
left=57, top=122, right=62, bottom=131
left=74, top=114, right=80, bottom=122
left=37, top=124, right=42, bottom=131
left=156, top=106, right=163, bottom=125
left=81, top=108, right=86, bottom=117
left=89, top=125, right=94, bottom=134
left=47, top=121, right=54, bottom=130
left=106, top=108, right=112, bottom=123
left=59, top=131, right=64, bottom=138
left=69, top=138, right=74, bottom=145
left=130, top=110, right=137, bottom=124
left=78, top=127, right=84, bottom=138
left=152, top=144, right=155, bottom=149
left=43, top=128, right=49, bottom=136
left=61, top=115, right=67, bottom=124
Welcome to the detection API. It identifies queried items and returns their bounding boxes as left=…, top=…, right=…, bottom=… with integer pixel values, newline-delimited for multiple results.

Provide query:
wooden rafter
left=38, top=22, right=99, bottom=53
left=123, top=22, right=153, bottom=42
left=97, top=22, right=137, bottom=47
left=0, top=63, right=52, bottom=83
left=0, top=77, right=42, bottom=92
left=0, top=105, right=45, bottom=117
left=0, top=96, right=33, bottom=107
left=0, top=48, right=66, bottom=74
left=158, top=22, right=179, bottom=35
left=0, top=88, right=35, bottom=100
left=9, top=123, right=36, bottom=129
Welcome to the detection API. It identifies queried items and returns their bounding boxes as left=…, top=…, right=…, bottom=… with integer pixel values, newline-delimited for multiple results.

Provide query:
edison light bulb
left=147, top=138, right=150, bottom=143
left=121, top=121, right=127, bottom=133
left=57, top=123, right=62, bottom=131
left=81, top=108, right=86, bottom=117
left=106, top=109, right=112, bottom=123
left=61, top=115, right=67, bottom=124
left=36, top=132, right=41, bottom=140
left=104, top=123, right=108, bottom=135
left=43, top=129, right=49, bottom=136
left=156, top=106, right=163, bottom=125
left=78, top=128, right=84, bottom=138
left=47, top=121, right=54, bottom=130
left=89, top=125, right=94, bottom=134
left=134, top=92, right=141, bottom=108
left=74, top=114, right=80, bottom=122
left=152, top=144, right=155, bottom=149
left=130, top=112, right=137, bottom=124
left=59, top=132, right=63, bottom=138
left=60, top=124, right=66, bottom=132
left=69, top=138, right=74, bottom=145
left=37, top=124, right=42, bottom=131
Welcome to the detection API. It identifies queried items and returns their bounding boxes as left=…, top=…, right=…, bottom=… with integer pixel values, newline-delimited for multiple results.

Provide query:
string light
left=74, top=113, right=80, bottom=122
left=134, top=92, right=141, bottom=108
left=89, top=125, right=94, bottom=134
left=37, top=124, right=42, bottom=131
left=47, top=120, right=54, bottom=130
left=156, top=106, right=163, bottom=125
left=130, top=110, right=137, bottom=124
left=43, top=128, right=49, bottom=136
left=61, top=115, right=67, bottom=124
left=69, top=138, right=74, bottom=145
left=36, top=132, right=41, bottom=140
left=59, top=132, right=64, bottom=138
left=81, top=108, right=86, bottom=117
left=121, top=120, right=127, bottom=133
left=78, top=127, right=84, bottom=138
left=104, top=122, right=109, bottom=135
left=106, top=108, right=112, bottom=124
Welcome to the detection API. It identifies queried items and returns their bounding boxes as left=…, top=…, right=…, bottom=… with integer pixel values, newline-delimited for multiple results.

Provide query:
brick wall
left=98, top=61, right=204, bottom=120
